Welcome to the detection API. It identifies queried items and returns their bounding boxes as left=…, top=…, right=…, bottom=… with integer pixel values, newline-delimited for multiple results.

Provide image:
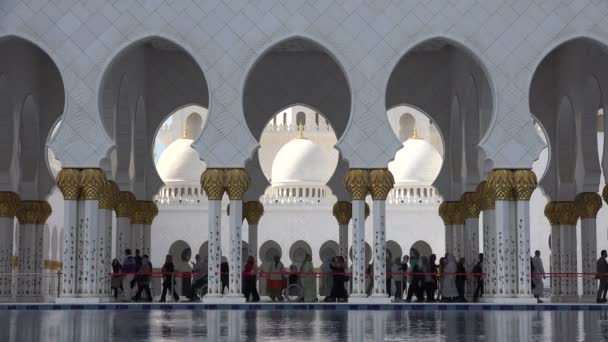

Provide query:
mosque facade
left=2, top=0, right=608, bottom=304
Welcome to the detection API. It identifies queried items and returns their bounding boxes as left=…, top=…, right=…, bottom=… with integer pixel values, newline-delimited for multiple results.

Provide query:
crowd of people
left=108, top=248, right=579, bottom=304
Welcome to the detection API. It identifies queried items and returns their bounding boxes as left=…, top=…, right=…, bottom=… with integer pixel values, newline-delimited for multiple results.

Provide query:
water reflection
left=1, top=309, right=608, bottom=341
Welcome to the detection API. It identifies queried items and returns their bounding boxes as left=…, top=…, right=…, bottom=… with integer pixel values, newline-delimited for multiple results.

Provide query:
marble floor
left=1, top=308, right=607, bottom=341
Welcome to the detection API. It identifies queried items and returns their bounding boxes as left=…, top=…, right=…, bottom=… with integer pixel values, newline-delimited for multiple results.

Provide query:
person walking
left=301, top=254, right=317, bottom=302
left=220, top=256, right=229, bottom=295
left=401, top=255, right=409, bottom=299
left=121, top=249, right=137, bottom=301
left=328, top=256, right=348, bottom=302
left=405, top=258, right=423, bottom=302
left=421, top=256, right=434, bottom=302
left=160, top=255, right=180, bottom=302
left=597, top=250, right=608, bottom=303
left=532, top=250, right=545, bottom=303
left=267, top=255, right=285, bottom=301
left=243, top=256, right=260, bottom=302
left=472, top=253, right=483, bottom=302
left=429, top=254, right=438, bottom=301
left=456, top=257, right=467, bottom=302
left=111, top=259, right=123, bottom=299
left=132, top=255, right=153, bottom=302
left=391, top=257, right=404, bottom=302
left=441, top=254, right=459, bottom=302
left=190, top=254, right=207, bottom=301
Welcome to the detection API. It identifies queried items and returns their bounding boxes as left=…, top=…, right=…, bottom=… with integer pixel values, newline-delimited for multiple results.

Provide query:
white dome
left=271, top=137, right=329, bottom=186
left=156, top=138, right=206, bottom=184
left=389, top=138, right=442, bottom=186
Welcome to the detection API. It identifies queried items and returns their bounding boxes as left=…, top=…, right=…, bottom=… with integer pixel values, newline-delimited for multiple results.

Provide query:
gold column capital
left=332, top=201, right=352, bottom=225
left=513, top=169, right=537, bottom=201
left=115, top=191, right=136, bottom=218
left=438, top=201, right=465, bottom=225
left=99, top=180, right=119, bottom=210
left=461, top=192, right=481, bottom=219
left=244, top=201, right=264, bottom=225
left=0, top=192, right=21, bottom=218
left=79, top=169, right=107, bottom=200
left=16, top=200, right=52, bottom=224
left=544, top=201, right=578, bottom=225
left=224, top=169, right=250, bottom=200
left=56, top=169, right=81, bottom=200
left=477, top=181, right=495, bottom=211
left=131, top=200, right=159, bottom=225
left=201, top=169, right=226, bottom=200
left=487, top=169, right=515, bottom=201
left=574, top=192, right=602, bottom=219
left=602, top=185, right=608, bottom=205
left=369, top=169, right=394, bottom=200
left=344, top=169, right=370, bottom=200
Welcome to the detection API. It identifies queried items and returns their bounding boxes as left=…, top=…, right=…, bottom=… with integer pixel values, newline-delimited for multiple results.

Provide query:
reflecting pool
left=1, top=309, right=608, bottom=341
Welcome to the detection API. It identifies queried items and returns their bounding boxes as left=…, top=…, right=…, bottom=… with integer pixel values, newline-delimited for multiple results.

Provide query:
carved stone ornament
left=461, top=192, right=481, bottom=219
left=544, top=202, right=578, bottom=225
left=115, top=191, right=136, bottom=218
left=225, top=169, right=250, bottom=200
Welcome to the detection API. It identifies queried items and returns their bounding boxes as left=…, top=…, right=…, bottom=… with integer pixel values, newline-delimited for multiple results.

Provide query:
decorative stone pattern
left=201, top=169, right=226, bottom=201
left=544, top=201, right=578, bottom=299
left=56, top=169, right=81, bottom=201
left=513, top=170, right=537, bottom=201
left=207, top=200, right=223, bottom=297
left=243, top=201, right=264, bottom=225
left=225, top=169, right=250, bottom=201
left=333, top=201, right=352, bottom=258
left=461, top=192, right=481, bottom=219
left=228, top=200, right=244, bottom=296
left=351, top=200, right=366, bottom=297
left=372, top=200, right=387, bottom=297
left=487, top=170, right=515, bottom=201
left=79, top=169, right=106, bottom=201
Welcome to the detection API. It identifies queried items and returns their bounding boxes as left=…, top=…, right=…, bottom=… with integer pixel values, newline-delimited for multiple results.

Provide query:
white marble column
left=206, top=200, right=222, bottom=298
left=444, top=224, right=454, bottom=256
left=332, top=201, right=351, bottom=259
left=452, top=223, right=465, bottom=260
left=513, top=170, right=537, bottom=297
left=227, top=199, right=244, bottom=298
left=96, top=180, right=117, bottom=297
left=202, top=169, right=227, bottom=301
left=575, top=192, right=602, bottom=300
left=143, top=224, right=152, bottom=256
left=97, top=207, right=112, bottom=296
left=56, top=169, right=81, bottom=297
left=560, top=223, right=577, bottom=299
left=345, top=169, right=370, bottom=300
left=544, top=202, right=578, bottom=301
left=16, top=201, right=51, bottom=300
left=439, top=201, right=463, bottom=259
left=462, top=191, right=481, bottom=297
left=369, top=169, right=394, bottom=301
left=225, top=169, right=249, bottom=302
left=243, top=201, right=264, bottom=261
left=371, top=200, right=388, bottom=299
left=351, top=199, right=367, bottom=298
left=115, top=191, right=135, bottom=260
left=0, top=192, right=19, bottom=300
left=481, top=207, right=495, bottom=297
left=131, top=223, right=144, bottom=252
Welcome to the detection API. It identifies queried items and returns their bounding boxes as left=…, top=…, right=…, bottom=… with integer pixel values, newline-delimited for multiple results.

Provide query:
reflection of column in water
left=207, top=310, right=220, bottom=341
left=14, top=312, right=42, bottom=341
left=348, top=310, right=366, bottom=342
left=78, top=311, right=110, bottom=341
left=582, top=311, right=599, bottom=342
left=243, top=311, right=257, bottom=338
left=551, top=312, right=578, bottom=341
left=228, top=310, right=241, bottom=340
left=372, top=311, right=386, bottom=341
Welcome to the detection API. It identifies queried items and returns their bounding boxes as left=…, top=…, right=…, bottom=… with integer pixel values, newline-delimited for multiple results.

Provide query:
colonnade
left=53, top=169, right=158, bottom=301
left=544, top=192, right=603, bottom=302
left=437, top=169, right=537, bottom=301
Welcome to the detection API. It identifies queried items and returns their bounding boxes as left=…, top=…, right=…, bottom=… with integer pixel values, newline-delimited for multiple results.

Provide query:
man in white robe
left=532, top=250, right=545, bottom=303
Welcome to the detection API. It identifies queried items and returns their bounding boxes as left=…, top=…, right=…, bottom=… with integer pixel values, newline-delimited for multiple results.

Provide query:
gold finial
left=412, top=126, right=420, bottom=139
left=181, top=125, right=189, bottom=139
left=297, top=123, right=305, bottom=139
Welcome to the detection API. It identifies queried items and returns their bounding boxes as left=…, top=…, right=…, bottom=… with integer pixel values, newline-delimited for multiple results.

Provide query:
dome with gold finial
left=388, top=126, right=443, bottom=186
left=271, top=124, right=332, bottom=186
left=156, top=123, right=206, bottom=185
